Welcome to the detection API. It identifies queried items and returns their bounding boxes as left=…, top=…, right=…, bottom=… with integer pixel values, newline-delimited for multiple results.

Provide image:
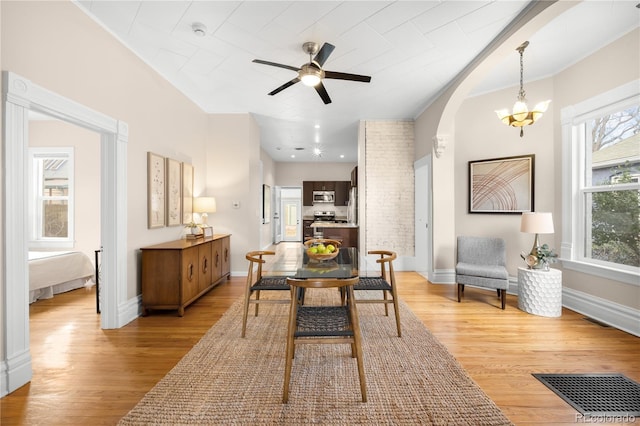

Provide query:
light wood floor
left=2, top=253, right=639, bottom=425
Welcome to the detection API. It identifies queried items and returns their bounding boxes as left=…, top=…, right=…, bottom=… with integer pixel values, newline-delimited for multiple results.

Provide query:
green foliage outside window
left=592, top=168, right=640, bottom=267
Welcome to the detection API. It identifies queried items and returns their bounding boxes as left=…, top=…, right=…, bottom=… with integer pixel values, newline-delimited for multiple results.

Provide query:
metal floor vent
left=533, top=374, right=640, bottom=416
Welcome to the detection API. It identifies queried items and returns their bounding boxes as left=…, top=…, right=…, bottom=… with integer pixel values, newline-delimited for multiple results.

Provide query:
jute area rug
left=119, top=290, right=513, bottom=425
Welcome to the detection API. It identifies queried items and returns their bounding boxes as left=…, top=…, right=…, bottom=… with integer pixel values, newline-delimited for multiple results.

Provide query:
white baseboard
left=562, top=287, right=640, bottom=337
left=429, top=269, right=456, bottom=284
left=119, top=295, right=143, bottom=327
left=0, top=347, right=32, bottom=397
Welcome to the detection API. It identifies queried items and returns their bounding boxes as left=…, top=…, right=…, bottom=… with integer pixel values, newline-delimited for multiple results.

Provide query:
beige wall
left=451, top=29, right=639, bottom=309
left=550, top=28, right=639, bottom=307
left=455, top=77, right=555, bottom=276
left=1, top=1, right=261, bottom=306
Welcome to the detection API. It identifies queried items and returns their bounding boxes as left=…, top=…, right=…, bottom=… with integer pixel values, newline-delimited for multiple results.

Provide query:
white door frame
left=1, top=71, right=128, bottom=396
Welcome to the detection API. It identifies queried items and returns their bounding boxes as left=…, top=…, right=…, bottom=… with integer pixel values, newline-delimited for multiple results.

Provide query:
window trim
left=28, top=147, right=75, bottom=249
left=561, top=80, right=640, bottom=286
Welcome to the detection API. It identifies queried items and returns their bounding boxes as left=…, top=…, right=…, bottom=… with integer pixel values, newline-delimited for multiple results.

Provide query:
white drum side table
left=517, top=267, right=562, bottom=317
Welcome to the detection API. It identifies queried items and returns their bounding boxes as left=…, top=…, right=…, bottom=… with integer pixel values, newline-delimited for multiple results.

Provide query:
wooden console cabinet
left=141, top=234, right=231, bottom=316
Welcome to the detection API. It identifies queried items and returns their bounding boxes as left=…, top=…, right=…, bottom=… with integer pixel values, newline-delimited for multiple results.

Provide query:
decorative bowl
left=304, top=239, right=340, bottom=261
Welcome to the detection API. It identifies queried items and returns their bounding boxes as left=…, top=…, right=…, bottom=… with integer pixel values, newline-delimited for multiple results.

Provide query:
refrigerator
left=347, top=186, right=358, bottom=224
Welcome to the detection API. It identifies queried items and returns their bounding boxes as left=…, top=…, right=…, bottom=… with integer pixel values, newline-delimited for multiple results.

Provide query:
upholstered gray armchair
left=456, top=236, right=509, bottom=309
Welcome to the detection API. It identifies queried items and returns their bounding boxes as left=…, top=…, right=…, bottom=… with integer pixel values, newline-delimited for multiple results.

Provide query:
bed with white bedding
left=28, top=251, right=95, bottom=303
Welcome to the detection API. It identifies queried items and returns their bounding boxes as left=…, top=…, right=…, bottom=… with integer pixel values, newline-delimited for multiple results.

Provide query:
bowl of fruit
left=304, top=239, right=340, bottom=261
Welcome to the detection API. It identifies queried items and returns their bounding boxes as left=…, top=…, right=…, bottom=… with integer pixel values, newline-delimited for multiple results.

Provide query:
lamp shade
left=193, top=197, right=217, bottom=214
left=520, top=212, right=554, bottom=234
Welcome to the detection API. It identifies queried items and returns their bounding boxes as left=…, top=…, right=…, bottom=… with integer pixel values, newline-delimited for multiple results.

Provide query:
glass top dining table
left=262, top=244, right=375, bottom=279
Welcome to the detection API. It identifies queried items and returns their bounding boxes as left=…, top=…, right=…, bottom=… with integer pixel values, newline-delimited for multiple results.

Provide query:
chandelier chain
left=518, top=44, right=526, bottom=101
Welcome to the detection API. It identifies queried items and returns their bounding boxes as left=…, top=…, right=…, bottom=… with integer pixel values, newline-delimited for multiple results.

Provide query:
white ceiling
left=75, top=1, right=639, bottom=163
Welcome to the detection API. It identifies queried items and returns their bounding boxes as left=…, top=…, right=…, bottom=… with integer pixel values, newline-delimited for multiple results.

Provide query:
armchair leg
left=500, top=289, right=506, bottom=310
left=457, top=284, right=464, bottom=302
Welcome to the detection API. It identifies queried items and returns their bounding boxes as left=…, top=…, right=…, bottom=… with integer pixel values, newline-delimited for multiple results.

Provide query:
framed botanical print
left=165, top=158, right=182, bottom=226
left=182, top=162, right=194, bottom=224
left=147, top=152, right=165, bottom=228
left=468, top=154, right=534, bottom=214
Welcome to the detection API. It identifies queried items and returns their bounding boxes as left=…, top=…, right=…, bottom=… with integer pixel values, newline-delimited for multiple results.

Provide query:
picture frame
left=165, top=158, right=182, bottom=226
left=468, top=154, right=534, bottom=214
left=182, top=162, right=194, bottom=225
left=147, top=152, right=166, bottom=228
left=262, top=184, right=271, bottom=224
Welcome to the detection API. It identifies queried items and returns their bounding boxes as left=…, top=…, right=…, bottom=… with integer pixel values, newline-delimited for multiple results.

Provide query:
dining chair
left=351, top=250, right=401, bottom=337
left=456, top=236, right=509, bottom=309
left=283, top=276, right=366, bottom=403
left=241, top=251, right=290, bottom=337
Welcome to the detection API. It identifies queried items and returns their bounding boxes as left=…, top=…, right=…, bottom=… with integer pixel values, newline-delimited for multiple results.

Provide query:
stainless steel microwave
left=313, top=190, right=335, bottom=203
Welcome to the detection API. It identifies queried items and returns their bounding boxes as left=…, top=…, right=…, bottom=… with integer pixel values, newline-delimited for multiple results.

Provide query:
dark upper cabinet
left=313, top=181, right=335, bottom=191
left=303, top=181, right=343, bottom=206
left=303, top=181, right=313, bottom=206
left=351, top=166, right=358, bottom=188
left=334, top=181, right=350, bottom=206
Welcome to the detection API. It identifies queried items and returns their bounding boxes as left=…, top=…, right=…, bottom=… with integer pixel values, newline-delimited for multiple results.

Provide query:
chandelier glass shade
left=496, top=41, right=550, bottom=137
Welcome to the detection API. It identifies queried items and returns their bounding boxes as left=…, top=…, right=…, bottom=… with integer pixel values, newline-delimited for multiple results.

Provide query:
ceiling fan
left=252, top=42, right=371, bottom=104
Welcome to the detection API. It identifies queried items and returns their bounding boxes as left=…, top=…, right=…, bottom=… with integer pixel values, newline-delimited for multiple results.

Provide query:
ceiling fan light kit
left=252, top=41, right=371, bottom=104
left=496, top=41, right=550, bottom=137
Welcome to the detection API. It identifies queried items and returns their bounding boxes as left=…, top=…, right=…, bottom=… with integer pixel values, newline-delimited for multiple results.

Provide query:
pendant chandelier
left=496, top=41, right=550, bottom=137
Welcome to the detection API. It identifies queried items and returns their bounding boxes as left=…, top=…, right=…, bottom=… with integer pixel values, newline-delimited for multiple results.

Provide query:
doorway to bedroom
left=27, top=112, right=101, bottom=308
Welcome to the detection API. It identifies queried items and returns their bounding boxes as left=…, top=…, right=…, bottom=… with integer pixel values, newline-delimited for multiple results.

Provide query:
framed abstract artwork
left=182, top=162, right=194, bottom=224
left=468, top=154, right=534, bottom=214
left=147, top=152, right=165, bottom=228
left=165, top=157, right=182, bottom=226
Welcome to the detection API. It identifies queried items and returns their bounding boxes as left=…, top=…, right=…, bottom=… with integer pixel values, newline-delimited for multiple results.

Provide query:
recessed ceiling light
left=313, top=148, right=322, bottom=156
left=340, top=154, right=344, bottom=158
left=290, top=154, right=295, bottom=158
left=192, top=22, right=207, bottom=37
left=314, top=124, right=320, bottom=129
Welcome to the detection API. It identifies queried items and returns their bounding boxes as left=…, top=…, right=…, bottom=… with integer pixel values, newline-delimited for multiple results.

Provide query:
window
left=29, top=147, right=74, bottom=248
left=562, top=81, right=640, bottom=283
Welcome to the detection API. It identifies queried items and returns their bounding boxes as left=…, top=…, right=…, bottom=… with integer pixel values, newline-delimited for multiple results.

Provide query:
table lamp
left=520, top=212, right=554, bottom=258
left=193, top=197, right=216, bottom=226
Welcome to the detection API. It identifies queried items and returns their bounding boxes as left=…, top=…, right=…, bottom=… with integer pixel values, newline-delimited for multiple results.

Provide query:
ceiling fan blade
left=314, top=82, right=332, bottom=104
left=324, top=71, right=371, bottom=83
left=268, top=78, right=300, bottom=96
left=252, top=59, right=300, bottom=73
left=313, top=42, right=335, bottom=67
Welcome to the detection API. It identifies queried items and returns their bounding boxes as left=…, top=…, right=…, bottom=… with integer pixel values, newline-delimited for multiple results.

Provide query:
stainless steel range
left=313, top=211, right=335, bottom=222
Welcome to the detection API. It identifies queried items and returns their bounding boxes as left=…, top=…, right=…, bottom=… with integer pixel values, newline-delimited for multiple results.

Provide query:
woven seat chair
left=283, top=276, right=366, bottom=403
left=456, top=236, right=509, bottom=309
left=351, top=250, right=401, bottom=337
left=241, top=251, right=290, bottom=337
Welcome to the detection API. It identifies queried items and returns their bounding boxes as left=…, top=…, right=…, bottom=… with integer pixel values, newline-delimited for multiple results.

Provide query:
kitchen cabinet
left=334, top=181, right=350, bottom=206
left=314, top=225, right=358, bottom=249
left=313, top=181, right=335, bottom=191
left=303, top=219, right=314, bottom=240
left=303, top=180, right=349, bottom=206
left=303, top=182, right=313, bottom=206
left=351, top=166, right=358, bottom=188
left=141, top=234, right=231, bottom=316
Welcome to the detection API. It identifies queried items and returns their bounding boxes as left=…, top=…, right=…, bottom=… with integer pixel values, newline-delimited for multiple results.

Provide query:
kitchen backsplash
left=303, top=205, right=348, bottom=218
